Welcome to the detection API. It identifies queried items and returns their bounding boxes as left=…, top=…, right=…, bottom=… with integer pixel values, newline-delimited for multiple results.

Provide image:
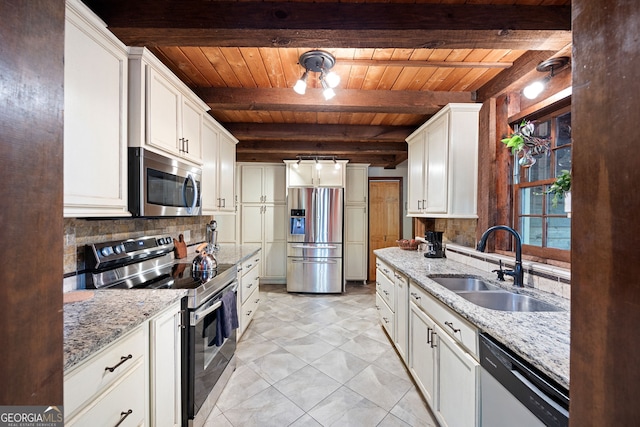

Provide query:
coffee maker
left=424, top=231, right=445, bottom=258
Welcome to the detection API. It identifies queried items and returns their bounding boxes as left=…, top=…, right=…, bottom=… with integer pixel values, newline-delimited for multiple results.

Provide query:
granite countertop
left=374, top=247, right=570, bottom=390
left=63, top=243, right=262, bottom=372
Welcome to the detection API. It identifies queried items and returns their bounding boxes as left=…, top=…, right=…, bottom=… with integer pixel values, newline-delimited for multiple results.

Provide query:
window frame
left=512, top=105, right=572, bottom=263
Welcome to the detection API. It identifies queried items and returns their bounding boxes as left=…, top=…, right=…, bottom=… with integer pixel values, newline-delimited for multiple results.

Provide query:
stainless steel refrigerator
left=286, top=187, right=344, bottom=293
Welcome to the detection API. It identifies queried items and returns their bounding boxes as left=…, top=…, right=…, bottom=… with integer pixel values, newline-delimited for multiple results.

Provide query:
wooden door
left=368, top=179, right=401, bottom=280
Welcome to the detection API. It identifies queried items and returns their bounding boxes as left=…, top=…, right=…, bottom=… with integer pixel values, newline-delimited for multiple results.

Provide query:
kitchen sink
left=455, top=290, right=563, bottom=312
left=430, top=276, right=498, bottom=292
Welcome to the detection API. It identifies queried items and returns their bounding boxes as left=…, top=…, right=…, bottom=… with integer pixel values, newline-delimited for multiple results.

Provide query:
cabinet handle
left=114, top=409, right=133, bottom=427
left=254, top=298, right=260, bottom=303
left=246, top=310, right=252, bottom=316
left=410, top=292, right=421, bottom=300
left=444, top=321, right=461, bottom=334
left=222, top=198, right=226, bottom=208
left=383, top=289, right=389, bottom=296
left=383, top=268, right=390, bottom=274
left=427, top=327, right=432, bottom=344
left=247, top=283, right=253, bottom=289
left=375, top=305, right=380, bottom=311
left=246, top=263, right=253, bottom=270
left=185, top=138, right=189, bottom=153
left=417, top=200, right=422, bottom=210
left=382, top=317, right=390, bottom=324
left=430, top=331, right=438, bottom=348
left=105, top=354, right=132, bottom=373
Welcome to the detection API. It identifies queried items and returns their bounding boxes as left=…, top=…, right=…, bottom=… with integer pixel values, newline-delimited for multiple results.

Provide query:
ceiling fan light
left=325, top=71, right=340, bottom=88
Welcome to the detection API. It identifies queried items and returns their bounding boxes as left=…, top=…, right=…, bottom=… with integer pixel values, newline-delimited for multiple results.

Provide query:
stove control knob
left=113, top=245, right=124, bottom=254
left=100, top=246, right=113, bottom=257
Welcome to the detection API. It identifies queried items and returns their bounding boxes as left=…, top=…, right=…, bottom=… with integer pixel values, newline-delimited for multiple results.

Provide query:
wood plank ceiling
left=82, top=0, right=571, bottom=168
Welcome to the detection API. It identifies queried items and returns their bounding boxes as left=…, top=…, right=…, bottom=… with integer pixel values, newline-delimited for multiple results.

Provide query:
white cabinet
left=202, top=115, right=238, bottom=214
left=241, top=204, right=287, bottom=283
left=63, top=0, right=129, bottom=218
left=129, top=46, right=210, bottom=165
left=408, top=282, right=479, bottom=427
left=239, top=164, right=287, bottom=283
left=285, top=160, right=348, bottom=187
left=407, top=103, right=482, bottom=218
left=64, top=325, right=148, bottom=426
left=345, top=165, right=369, bottom=282
left=375, top=260, right=395, bottom=339
left=149, top=302, right=182, bottom=427
left=237, top=253, right=261, bottom=338
left=394, top=270, right=409, bottom=363
left=240, top=164, right=286, bottom=204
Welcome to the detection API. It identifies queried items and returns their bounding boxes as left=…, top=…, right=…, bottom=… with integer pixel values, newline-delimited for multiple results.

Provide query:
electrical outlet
left=183, top=230, right=191, bottom=242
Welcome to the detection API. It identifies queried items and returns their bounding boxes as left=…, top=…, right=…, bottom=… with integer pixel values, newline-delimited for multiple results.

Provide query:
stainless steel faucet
left=477, top=225, right=524, bottom=287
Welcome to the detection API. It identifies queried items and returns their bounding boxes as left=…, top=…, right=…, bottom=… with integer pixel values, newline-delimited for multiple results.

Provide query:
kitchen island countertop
left=374, top=246, right=570, bottom=390
left=63, top=243, right=261, bottom=372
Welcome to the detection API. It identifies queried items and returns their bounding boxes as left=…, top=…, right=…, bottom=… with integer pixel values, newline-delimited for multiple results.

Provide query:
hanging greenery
left=501, top=120, right=551, bottom=167
left=546, top=170, right=572, bottom=208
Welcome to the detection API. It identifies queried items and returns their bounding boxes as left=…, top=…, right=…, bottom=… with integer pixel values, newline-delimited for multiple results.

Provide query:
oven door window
left=147, top=168, right=201, bottom=208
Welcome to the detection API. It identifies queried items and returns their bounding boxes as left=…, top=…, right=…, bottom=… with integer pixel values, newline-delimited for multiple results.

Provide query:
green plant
left=546, top=170, right=571, bottom=207
left=501, top=120, right=550, bottom=156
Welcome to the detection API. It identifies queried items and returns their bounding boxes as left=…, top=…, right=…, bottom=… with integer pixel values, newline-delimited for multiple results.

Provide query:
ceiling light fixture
left=294, top=50, right=340, bottom=100
left=523, top=56, right=571, bottom=100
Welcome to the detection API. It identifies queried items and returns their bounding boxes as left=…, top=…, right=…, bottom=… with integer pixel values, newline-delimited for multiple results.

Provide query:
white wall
left=368, top=160, right=413, bottom=240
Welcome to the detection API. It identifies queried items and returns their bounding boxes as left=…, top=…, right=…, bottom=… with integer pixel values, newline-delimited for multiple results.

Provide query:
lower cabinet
left=238, top=253, right=261, bottom=338
left=408, top=282, right=479, bottom=427
left=149, top=302, right=182, bottom=427
left=65, top=302, right=182, bottom=426
left=394, top=271, right=409, bottom=363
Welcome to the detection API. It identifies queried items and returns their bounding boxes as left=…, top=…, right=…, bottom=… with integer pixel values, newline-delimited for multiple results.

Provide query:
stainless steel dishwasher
left=479, top=333, right=569, bottom=427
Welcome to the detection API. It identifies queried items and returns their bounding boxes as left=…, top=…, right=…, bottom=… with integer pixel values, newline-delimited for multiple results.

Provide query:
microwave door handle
left=183, top=174, right=199, bottom=212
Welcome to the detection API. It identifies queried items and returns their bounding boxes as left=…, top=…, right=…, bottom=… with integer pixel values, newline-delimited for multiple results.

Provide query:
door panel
left=368, top=180, right=401, bottom=280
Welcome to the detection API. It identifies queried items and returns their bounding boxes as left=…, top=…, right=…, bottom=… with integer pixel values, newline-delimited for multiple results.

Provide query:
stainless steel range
left=85, top=234, right=238, bottom=426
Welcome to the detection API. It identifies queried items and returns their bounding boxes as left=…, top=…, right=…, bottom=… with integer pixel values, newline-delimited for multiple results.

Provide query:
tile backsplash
left=64, top=216, right=214, bottom=291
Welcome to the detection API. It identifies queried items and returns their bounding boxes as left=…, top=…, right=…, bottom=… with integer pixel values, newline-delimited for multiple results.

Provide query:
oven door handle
left=191, top=300, right=222, bottom=326
left=183, top=173, right=199, bottom=213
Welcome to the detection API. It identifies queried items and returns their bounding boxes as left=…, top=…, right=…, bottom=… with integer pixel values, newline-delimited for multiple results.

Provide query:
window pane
left=521, top=217, right=543, bottom=246
left=534, top=120, right=551, bottom=138
left=556, top=112, right=572, bottom=147
left=555, top=146, right=572, bottom=176
left=521, top=186, right=544, bottom=215
left=546, top=187, right=567, bottom=215
left=526, top=152, right=551, bottom=182
left=547, top=217, right=571, bottom=249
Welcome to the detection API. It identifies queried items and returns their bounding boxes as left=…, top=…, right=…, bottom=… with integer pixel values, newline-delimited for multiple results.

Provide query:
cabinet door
left=181, top=98, right=203, bottom=163
left=150, top=303, right=182, bottom=427
left=64, top=9, right=129, bottom=217
left=263, top=241, right=287, bottom=280
left=263, top=165, right=287, bottom=204
left=346, top=165, right=368, bottom=204
left=424, top=114, right=449, bottom=214
left=317, top=165, right=344, bottom=187
left=287, top=162, right=315, bottom=187
left=407, top=134, right=426, bottom=215
left=201, top=119, right=219, bottom=213
left=263, top=205, right=287, bottom=280
left=147, top=68, right=180, bottom=154
left=241, top=165, right=266, bottom=204
left=241, top=205, right=263, bottom=244
left=394, top=272, right=409, bottom=363
left=218, top=133, right=236, bottom=212
left=435, top=324, right=479, bottom=427
left=215, top=214, right=238, bottom=244
left=409, top=302, right=437, bottom=407
left=345, top=206, right=367, bottom=281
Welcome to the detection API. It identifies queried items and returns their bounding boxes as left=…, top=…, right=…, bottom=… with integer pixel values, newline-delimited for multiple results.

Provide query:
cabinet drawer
left=65, top=359, right=146, bottom=426
left=65, top=326, right=146, bottom=417
left=241, top=286, right=261, bottom=328
left=376, top=268, right=395, bottom=310
left=375, top=259, right=394, bottom=282
left=376, top=292, right=394, bottom=339
left=410, top=283, right=478, bottom=357
left=241, top=262, right=260, bottom=304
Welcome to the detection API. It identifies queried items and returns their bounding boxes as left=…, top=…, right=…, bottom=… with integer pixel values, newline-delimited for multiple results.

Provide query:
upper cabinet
left=407, top=103, right=482, bottom=218
left=64, top=0, right=129, bottom=218
left=202, top=114, right=238, bottom=214
left=128, top=47, right=210, bottom=165
left=284, top=160, right=348, bottom=187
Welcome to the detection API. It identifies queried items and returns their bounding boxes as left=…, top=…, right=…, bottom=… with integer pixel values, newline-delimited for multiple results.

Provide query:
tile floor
left=205, top=282, right=438, bottom=427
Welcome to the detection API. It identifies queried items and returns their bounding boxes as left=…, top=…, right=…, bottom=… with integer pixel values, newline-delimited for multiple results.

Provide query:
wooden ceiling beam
left=236, top=140, right=407, bottom=155
left=83, top=1, right=571, bottom=50
left=199, top=88, right=474, bottom=114
left=224, top=123, right=415, bottom=143
left=236, top=150, right=406, bottom=169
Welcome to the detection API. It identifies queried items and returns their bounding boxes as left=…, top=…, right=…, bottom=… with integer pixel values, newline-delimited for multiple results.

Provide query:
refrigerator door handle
left=290, top=259, right=338, bottom=264
left=291, top=244, right=338, bottom=249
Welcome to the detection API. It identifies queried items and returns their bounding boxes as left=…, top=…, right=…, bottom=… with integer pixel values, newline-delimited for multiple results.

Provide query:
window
left=514, top=107, right=571, bottom=261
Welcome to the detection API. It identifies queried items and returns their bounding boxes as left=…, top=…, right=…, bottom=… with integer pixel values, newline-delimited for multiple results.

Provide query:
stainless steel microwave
left=128, top=147, right=202, bottom=217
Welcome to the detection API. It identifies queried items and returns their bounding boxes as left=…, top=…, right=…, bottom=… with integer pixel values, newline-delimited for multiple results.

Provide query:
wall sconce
left=523, top=56, right=570, bottom=100
left=293, top=50, right=340, bottom=100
